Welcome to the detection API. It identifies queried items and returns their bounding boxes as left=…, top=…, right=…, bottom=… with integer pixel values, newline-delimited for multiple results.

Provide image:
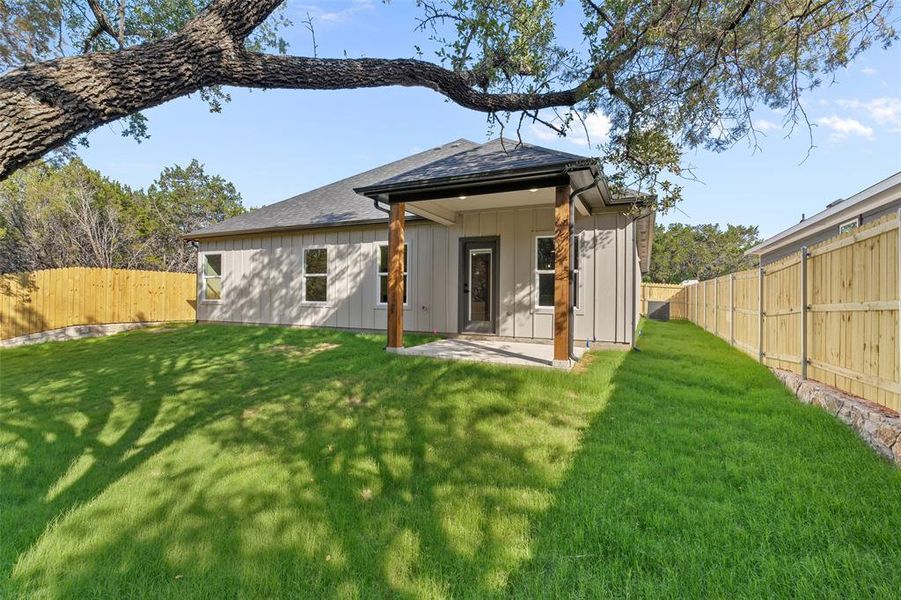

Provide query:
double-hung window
left=535, top=236, right=556, bottom=308
left=303, top=248, right=328, bottom=303
left=202, top=254, right=222, bottom=301
left=535, top=234, right=582, bottom=309
left=378, top=243, right=407, bottom=304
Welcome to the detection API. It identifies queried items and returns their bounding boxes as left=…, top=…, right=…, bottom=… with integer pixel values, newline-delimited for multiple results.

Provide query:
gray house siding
left=760, top=198, right=900, bottom=265
left=197, top=207, right=642, bottom=345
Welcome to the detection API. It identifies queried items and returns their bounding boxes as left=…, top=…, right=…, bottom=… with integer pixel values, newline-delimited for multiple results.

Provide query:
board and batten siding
left=196, top=206, right=642, bottom=344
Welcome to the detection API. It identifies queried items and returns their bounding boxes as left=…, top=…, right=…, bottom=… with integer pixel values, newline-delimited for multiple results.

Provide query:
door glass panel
left=469, top=250, right=492, bottom=322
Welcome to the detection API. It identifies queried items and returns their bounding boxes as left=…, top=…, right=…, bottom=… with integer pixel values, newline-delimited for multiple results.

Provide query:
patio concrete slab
left=397, top=338, right=587, bottom=369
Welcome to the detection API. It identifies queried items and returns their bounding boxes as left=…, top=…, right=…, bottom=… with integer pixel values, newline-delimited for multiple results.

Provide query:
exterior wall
left=197, top=207, right=641, bottom=344
left=761, top=198, right=901, bottom=265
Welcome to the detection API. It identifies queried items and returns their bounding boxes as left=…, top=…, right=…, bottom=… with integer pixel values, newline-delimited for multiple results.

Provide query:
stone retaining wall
left=772, top=369, right=901, bottom=465
left=0, top=322, right=165, bottom=348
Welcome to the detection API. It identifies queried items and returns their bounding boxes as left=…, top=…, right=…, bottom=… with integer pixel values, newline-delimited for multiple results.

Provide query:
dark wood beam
left=387, top=202, right=405, bottom=350
left=554, top=185, right=572, bottom=365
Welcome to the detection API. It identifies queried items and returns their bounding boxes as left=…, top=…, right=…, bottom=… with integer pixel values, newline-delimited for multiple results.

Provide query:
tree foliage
left=0, top=0, right=896, bottom=209
left=0, top=158, right=244, bottom=273
left=647, top=222, right=762, bottom=283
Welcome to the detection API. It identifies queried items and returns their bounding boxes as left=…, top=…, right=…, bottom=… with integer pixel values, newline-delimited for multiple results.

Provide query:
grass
left=1, top=321, right=898, bottom=598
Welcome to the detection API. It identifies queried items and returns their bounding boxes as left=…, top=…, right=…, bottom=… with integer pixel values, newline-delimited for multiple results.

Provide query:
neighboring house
left=186, top=138, right=654, bottom=363
left=748, top=171, right=901, bottom=265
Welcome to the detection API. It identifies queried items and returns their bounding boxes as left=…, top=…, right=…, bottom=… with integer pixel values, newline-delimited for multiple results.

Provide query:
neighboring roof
left=747, top=171, right=901, bottom=256
left=186, top=139, right=478, bottom=239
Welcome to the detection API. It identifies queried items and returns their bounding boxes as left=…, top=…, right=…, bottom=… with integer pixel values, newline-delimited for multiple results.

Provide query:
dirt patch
left=571, top=351, right=598, bottom=374
left=266, top=342, right=339, bottom=359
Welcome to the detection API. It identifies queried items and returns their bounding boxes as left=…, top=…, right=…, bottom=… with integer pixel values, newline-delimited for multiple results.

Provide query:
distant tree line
left=0, top=158, right=244, bottom=274
left=647, top=223, right=761, bottom=284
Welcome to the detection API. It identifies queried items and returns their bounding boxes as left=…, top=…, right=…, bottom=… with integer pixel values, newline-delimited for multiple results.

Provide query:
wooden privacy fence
left=1, top=267, right=197, bottom=341
left=640, top=283, right=688, bottom=319
left=680, top=212, right=900, bottom=412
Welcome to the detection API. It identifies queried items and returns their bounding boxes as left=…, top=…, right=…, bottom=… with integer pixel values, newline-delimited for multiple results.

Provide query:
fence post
left=729, top=273, right=735, bottom=345
left=800, top=246, right=808, bottom=380
left=758, top=266, right=765, bottom=363
left=703, top=280, right=707, bottom=330
left=714, top=277, right=718, bottom=335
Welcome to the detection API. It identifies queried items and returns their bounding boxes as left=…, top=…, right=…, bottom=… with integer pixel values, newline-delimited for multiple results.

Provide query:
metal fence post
left=800, top=246, right=808, bottom=380
left=758, top=266, right=765, bottom=363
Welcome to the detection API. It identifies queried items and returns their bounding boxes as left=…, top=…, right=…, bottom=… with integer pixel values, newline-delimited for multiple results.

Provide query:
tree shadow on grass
left=1, top=323, right=624, bottom=598
left=503, top=321, right=901, bottom=598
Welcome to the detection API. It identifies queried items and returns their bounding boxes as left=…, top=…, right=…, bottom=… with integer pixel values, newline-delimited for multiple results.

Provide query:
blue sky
left=76, top=1, right=901, bottom=239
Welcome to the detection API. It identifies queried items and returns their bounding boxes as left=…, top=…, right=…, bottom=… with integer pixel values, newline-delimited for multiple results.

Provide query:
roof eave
left=182, top=215, right=426, bottom=241
left=353, top=159, right=599, bottom=198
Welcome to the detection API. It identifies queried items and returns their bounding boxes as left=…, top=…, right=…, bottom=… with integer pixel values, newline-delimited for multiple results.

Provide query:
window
left=573, top=233, right=582, bottom=309
left=303, top=248, right=328, bottom=303
left=535, top=236, right=555, bottom=308
left=839, top=217, right=861, bottom=235
left=535, top=234, right=582, bottom=309
left=202, top=254, right=222, bottom=301
left=378, top=243, right=408, bottom=304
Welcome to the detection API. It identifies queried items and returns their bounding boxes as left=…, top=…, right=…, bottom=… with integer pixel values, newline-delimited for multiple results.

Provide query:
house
left=748, top=171, right=901, bottom=264
left=186, top=138, right=654, bottom=366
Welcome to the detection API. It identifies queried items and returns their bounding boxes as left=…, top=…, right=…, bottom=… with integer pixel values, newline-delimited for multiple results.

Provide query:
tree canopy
left=646, top=222, right=761, bottom=283
left=0, top=158, right=244, bottom=273
left=1, top=0, right=895, bottom=209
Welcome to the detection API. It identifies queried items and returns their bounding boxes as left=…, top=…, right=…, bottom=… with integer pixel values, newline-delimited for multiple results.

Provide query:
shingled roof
left=186, top=139, right=478, bottom=239
left=357, top=138, right=593, bottom=192
left=186, top=138, right=599, bottom=239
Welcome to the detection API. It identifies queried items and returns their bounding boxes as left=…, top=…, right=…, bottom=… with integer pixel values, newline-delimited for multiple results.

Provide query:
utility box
left=647, top=301, right=670, bottom=321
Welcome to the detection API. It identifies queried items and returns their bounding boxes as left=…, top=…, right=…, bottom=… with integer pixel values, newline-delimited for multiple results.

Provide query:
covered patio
left=355, top=139, right=613, bottom=369
left=396, top=338, right=589, bottom=369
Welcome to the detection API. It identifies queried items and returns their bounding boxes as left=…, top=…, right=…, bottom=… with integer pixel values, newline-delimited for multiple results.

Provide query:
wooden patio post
left=387, top=202, right=405, bottom=351
left=553, top=185, right=571, bottom=367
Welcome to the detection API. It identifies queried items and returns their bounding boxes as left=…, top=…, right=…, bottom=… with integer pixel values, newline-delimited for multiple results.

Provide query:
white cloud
left=528, top=111, right=611, bottom=147
left=295, top=1, right=374, bottom=24
left=837, top=97, right=901, bottom=128
left=861, top=66, right=877, bottom=76
left=754, top=119, right=779, bottom=132
left=816, top=115, right=874, bottom=141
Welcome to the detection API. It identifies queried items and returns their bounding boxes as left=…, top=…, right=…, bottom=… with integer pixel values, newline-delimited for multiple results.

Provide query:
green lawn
left=1, top=321, right=899, bottom=598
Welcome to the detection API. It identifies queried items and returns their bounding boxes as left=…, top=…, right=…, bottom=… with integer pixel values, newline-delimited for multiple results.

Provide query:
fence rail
left=1, top=267, right=197, bottom=341
left=642, top=211, right=900, bottom=412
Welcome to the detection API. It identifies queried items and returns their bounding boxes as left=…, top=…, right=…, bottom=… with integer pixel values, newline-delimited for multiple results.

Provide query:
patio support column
left=554, top=185, right=572, bottom=367
left=387, top=202, right=405, bottom=351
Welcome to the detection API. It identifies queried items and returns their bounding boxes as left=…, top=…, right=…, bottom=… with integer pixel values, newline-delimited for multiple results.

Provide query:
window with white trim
left=573, top=232, right=582, bottom=309
left=303, top=248, right=328, bottom=303
left=535, top=236, right=555, bottom=308
left=202, top=254, right=222, bottom=301
left=378, top=243, right=407, bottom=304
left=838, top=217, right=861, bottom=235
left=535, top=234, right=582, bottom=309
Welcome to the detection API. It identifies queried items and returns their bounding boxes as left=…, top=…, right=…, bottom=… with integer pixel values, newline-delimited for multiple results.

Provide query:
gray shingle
left=362, top=138, right=593, bottom=190
left=186, top=139, right=478, bottom=238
